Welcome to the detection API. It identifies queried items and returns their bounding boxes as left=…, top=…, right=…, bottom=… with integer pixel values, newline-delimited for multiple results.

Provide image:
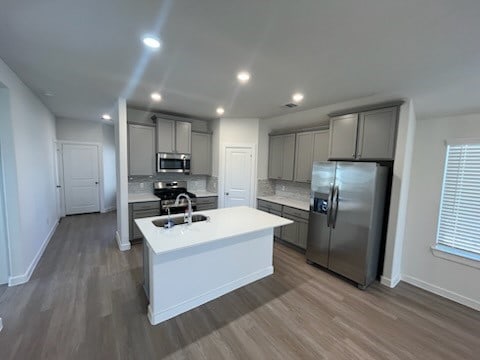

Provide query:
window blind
left=437, top=142, right=480, bottom=255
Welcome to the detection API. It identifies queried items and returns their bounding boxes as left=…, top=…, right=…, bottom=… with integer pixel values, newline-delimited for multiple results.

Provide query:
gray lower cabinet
left=281, top=219, right=298, bottom=244
left=270, top=209, right=282, bottom=238
left=191, top=132, right=212, bottom=175
left=294, top=130, right=329, bottom=182
left=268, top=134, right=295, bottom=181
left=129, top=201, right=161, bottom=241
left=297, top=220, right=308, bottom=249
left=281, top=206, right=309, bottom=249
left=257, top=200, right=309, bottom=248
left=196, top=196, right=218, bottom=211
left=257, top=200, right=282, bottom=238
left=128, top=124, right=156, bottom=176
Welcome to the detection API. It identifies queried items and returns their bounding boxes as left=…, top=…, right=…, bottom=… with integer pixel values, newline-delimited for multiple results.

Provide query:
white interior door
left=224, top=146, right=253, bottom=208
left=63, top=144, right=100, bottom=215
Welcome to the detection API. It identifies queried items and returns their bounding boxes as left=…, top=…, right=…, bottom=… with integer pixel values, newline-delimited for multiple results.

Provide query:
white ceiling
left=1, top=0, right=480, bottom=121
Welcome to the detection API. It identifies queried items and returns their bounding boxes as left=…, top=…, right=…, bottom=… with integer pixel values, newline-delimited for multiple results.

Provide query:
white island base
left=135, top=206, right=292, bottom=325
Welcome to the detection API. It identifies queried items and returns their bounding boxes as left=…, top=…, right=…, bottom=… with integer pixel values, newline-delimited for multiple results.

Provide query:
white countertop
left=257, top=195, right=310, bottom=212
left=135, top=206, right=292, bottom=255
left=193, top=190, right=218, bottom=198
left=129, top=193, right=160, bottom=203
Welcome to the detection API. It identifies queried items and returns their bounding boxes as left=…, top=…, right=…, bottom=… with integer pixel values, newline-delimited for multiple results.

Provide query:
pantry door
left=223, top=146, right=254, bottom=208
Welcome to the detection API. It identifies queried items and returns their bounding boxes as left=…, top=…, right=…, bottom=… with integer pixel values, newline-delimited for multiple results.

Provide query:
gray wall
left=0, top=57, right=58, bottom=283
left=402, top=113, right=480, bottom=310
left=0, top=137, right=9, bottom=284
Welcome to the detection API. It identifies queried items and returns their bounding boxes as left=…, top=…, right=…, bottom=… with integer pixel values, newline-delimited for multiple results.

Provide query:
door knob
left=225, top=192, right=229, bottom=196
left=95, top=181, right=99, bottom=185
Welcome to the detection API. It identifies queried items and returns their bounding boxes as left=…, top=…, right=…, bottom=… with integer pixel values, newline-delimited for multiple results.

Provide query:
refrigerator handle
left=331, top=185, right=340, bottom=229
left=326, top=183, right=334, bottom=227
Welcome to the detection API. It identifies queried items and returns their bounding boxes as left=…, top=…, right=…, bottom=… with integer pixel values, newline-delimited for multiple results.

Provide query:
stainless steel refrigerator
left=306, top=161, right=388, bottom=289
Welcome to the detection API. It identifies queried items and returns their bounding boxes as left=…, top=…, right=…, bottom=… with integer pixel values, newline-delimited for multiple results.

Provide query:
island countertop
left=135, top=206, right=292, bottom=256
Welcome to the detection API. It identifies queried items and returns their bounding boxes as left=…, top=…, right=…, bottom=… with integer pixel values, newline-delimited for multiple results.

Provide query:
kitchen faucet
left=175, top=193, right=193, bottom=225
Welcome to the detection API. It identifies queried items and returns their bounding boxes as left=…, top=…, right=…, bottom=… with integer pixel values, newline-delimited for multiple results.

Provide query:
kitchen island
left=135, top=206, right=292, bottom=325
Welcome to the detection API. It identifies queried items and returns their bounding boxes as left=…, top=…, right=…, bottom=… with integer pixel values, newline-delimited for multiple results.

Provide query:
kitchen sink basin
left=152, top=214, right=209, bottom=228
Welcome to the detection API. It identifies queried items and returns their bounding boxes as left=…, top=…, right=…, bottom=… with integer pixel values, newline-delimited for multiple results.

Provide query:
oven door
left=157, top=153, right=190, bottom=173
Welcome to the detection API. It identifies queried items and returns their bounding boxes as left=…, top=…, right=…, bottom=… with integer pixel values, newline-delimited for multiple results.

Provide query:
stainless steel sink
left=152, top=214, right=209, bottom=228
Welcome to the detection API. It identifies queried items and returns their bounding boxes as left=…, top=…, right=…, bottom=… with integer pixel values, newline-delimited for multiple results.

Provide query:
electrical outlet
left=140, top=182, right=144, bottom=189
left=282, top=185, right=286, bottom=191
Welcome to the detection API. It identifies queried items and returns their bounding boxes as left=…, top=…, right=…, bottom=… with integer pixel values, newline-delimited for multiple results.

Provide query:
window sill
left=431, top=244, right=480, bottom=269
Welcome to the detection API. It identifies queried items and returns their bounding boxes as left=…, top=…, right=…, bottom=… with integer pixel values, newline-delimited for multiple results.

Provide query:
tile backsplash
left=257, top=179, right=275, bottom=196
left=128, top=174, right=208, bottom=193
left=274, top=180, right=311, bottom=201
left=206, top=176, right=218, bottom=193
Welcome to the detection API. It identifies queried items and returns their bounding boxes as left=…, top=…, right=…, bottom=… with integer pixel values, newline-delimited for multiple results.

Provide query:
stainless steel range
left=153, top=181, right=197, bottom=215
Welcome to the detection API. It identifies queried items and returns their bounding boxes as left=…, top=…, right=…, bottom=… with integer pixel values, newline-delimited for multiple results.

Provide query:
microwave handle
left=183, top=157, right=190, bottom=174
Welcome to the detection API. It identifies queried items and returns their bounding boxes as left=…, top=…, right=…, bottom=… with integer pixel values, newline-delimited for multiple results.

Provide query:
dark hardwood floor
left=0, top=284, right=7, bottom=299
left=0, top=211, right=479, bottom=359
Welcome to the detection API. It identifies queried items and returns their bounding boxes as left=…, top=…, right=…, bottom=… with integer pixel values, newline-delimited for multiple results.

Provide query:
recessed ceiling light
left=143, top=36, right=161, bottom=49
left=216, top=107, right=225, bottom=115
left=292, top=93, right=304, bottom=103
left=101, top=114, right=112, bottom=120
left=237, top=71, right=251, bottom=83
left=151, top=92, right=162, bottom=101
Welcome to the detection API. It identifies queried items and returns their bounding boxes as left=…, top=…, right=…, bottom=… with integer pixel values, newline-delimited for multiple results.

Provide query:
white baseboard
left=8, top=220, right=59, bottom=286
left=380, top=274, right=401, bottom=288
left=402, top=274, right=480, bottom=312
left=116, top=231, right=131, bottom=251
left=101, top=206, right=116, bottom=213
left=148, top=266, right=274, bottom=325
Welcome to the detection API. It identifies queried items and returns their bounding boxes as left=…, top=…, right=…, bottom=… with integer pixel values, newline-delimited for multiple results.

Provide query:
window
left=436, top=139, right=480, bottom=261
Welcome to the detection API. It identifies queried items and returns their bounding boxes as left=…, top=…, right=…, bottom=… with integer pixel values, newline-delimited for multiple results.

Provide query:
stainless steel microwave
left=156, top=153, right=191, bottom=174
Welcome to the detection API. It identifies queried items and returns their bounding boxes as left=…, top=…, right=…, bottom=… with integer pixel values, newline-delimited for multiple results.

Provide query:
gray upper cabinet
left=294, top=130, right=330, bottom=182
left=191, top=132, right=211, bottom=175
left=268, top=135, right=284, bottom=179
left=328, top=114, right=359, bottom=160
left=175, top=121, right=191, bottom=154
left=268, top=134, right=295, bottom=181
left=282, top=134, right=295, bottom=180
left=357, top=107, right=398, bottom=160
left=156, top=118, right=191, bottom=154
left=128, top=124, right=155, bottom=176
left=156, top=118, right=175, bottom=153
left=329, top=106, right=398, bottom=161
